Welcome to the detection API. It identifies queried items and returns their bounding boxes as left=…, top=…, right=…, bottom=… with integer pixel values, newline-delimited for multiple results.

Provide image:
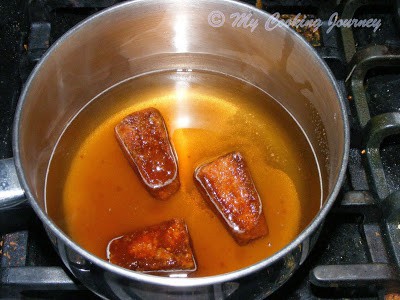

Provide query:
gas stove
left=1, top=0, right=400, bottom=299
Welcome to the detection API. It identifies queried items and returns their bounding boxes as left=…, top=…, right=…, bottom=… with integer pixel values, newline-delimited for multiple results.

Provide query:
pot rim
left=13, top=0, right=350, bottom=288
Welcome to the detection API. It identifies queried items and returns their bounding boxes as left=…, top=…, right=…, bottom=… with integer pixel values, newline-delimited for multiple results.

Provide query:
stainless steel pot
left=0, top=0, right=349, bottom=299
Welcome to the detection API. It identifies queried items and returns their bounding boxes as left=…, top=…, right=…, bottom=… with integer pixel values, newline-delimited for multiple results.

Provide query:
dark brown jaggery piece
left=194, top=152, right=268, bottom=245
left=107, top=218, right=196, bottom=274
left=115, top=108, right=180, bottom=200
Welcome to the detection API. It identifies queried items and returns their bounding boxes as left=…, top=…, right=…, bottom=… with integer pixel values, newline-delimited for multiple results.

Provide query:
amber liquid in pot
left=46, top=70, right=321, bottom=277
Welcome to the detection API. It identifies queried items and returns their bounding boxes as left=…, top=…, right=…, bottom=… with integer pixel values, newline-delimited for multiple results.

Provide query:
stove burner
left=310, top=191, right=399, bottom=291
left=1, top=0, right=400, bottom=298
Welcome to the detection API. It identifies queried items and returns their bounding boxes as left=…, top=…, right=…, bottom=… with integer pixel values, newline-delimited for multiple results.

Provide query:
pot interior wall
left=17, top=0, right=345, bottom=223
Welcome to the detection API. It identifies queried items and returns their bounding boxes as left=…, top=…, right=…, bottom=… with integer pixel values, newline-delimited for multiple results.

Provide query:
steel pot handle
left=0, top=158, right=26, bottom=209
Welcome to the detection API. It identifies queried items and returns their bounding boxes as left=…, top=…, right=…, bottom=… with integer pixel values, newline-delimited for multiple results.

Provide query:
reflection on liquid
left=175, top=80, right=192, bottom=129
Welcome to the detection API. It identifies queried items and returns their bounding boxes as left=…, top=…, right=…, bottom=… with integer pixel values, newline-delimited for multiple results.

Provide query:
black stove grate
left=1, top=0, right=400, bottom=299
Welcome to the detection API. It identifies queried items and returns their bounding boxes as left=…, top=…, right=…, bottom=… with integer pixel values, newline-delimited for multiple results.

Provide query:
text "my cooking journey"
left=207, top=11, right=382, bottom=33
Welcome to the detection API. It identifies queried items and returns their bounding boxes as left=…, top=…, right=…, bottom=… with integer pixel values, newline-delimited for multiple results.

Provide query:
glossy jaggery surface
left=115, top=108, right=180, bottom=200
left=195, top=152, right=268, bottom=245
left=107, top=218, right=196, bottom=273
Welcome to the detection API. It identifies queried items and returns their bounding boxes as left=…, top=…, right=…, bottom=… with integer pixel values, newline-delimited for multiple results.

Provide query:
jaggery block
left=115, top=108, right=180, bottom=200
left=194, top=152, right=268, bottom=245
left=107, top=218, right=196, bottom=274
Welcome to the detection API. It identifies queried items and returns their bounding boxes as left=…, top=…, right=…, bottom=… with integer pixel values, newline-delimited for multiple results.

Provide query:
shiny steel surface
left=0, top=158, right=25, bottom=208
left=8, top=0, right=349, bottom=298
